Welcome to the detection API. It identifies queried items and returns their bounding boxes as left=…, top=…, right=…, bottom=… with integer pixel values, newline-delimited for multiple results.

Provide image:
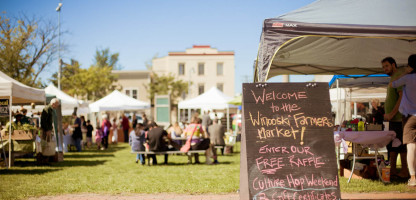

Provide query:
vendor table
left=334, top=130, right=396, bottom=183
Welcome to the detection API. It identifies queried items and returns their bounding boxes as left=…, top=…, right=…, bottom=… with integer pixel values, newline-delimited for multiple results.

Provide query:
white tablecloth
left=63, top=134, right=75, bottom=152
left=334, top=131, right=396, bottom=149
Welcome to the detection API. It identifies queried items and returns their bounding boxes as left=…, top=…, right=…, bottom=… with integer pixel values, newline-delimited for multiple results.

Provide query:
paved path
left=28, top=192, right=416, bottom=200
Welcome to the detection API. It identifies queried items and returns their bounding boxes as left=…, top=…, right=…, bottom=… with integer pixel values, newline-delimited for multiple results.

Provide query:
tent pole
left=226, top=107, right=230, bottom=132
left=235, top=107, right=240, bottom=134
left=354, top=102, right=357, bottom=119
left=336, top=79, right=340, bottom=125
left=188, top=109, right=191, bottom=123
left=177, top=107, right=180, bottom=123
left=8, top=96, right=12, bottom=168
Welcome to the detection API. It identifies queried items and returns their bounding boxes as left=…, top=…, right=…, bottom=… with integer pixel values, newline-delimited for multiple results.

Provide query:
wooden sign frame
left=240, top=83, right=340, bottom=200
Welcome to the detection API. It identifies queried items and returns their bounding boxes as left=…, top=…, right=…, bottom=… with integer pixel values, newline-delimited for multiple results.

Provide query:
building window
left=178, top=63, right=185, bottom=75
left=217, top=83, right=223, bottom=92
left=198, top=84, right=204, bottom=95
left=217, top=63, right=223, bottom=76
left=198, top=63, right=204, bottom=75
left=125, top=88, right=139, bottom=99
left=132, top=89, right=137, bottom=99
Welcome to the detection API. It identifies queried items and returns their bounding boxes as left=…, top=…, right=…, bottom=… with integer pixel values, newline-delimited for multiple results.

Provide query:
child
left=95, top=127, right=103, bottom=150
left=86, top=120, right=93, bottom=149
left=129, top=123, right=146, bottom=165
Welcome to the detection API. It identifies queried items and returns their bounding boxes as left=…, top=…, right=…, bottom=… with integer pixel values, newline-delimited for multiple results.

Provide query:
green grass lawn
left=0, top=142, right=414, bottom=200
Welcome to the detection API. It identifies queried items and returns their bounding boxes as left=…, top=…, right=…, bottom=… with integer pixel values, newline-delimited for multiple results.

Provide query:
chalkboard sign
left=240, top=83, right=340, bottom=200
left=0, top=99, right=10, bottom=116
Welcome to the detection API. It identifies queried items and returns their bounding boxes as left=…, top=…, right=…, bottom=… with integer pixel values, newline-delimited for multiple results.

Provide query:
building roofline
left=112, top=70, right=151, bottom=74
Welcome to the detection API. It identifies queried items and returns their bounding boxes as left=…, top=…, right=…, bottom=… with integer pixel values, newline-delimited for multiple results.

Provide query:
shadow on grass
left=52, top=160, right=107, bottom=167
left=67, top=145, right=127, bottom=153
left=388, top=176, right=411, bottom=185
left=146, top=161, right=234, bottom=166
left=63, top=154, right=114, bottom=158
left=0, top=168, right=61, bottom=175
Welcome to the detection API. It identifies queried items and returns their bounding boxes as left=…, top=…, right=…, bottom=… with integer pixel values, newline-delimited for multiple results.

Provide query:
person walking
left=391, top=54, right=416, bottom=186
left=382, top=57, right=408, bottom=178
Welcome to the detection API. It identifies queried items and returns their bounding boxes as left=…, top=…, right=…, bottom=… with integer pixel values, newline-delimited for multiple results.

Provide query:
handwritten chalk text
left=251, top=89, right=307, bottom=105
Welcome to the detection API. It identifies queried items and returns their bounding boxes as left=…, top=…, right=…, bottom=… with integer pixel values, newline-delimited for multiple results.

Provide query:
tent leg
left=336, top=79, right=340, bottom=125
left=177, top=108, right=180, bottom=123
left=188, top=109, right=191, bottom=123
left=8, top=96, right=12, bottom=168
left=226, top=107, right=230, bottom=132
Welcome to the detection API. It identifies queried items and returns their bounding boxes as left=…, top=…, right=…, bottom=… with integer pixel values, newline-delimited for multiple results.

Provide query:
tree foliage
left=50, top=48, right=120, bottom=101
left=0, top=14, right=59, bottom=87
left=146, top=73, right=188, bottom=104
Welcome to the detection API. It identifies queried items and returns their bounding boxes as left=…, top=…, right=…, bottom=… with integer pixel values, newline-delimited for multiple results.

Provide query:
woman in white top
left=112, top=118, right=118, bottom=144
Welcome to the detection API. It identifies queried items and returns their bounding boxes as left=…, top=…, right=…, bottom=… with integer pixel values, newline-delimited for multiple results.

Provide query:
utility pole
left=56, top=2, right=62, bottom=90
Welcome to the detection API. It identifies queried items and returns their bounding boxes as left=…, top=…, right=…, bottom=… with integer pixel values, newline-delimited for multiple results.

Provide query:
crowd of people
left=128, top=111, right=227, bottom=165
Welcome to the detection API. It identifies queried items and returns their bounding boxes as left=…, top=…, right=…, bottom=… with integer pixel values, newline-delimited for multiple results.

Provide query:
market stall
left=0, top=70, right=45, bottom=168
left=329, top=75, right=390, bottom=124
left=254, top=0, right=416, bottom=82
left=88, top=90, right=150, bottom=143
left=45, top=84, right=89, bottom=116
left=178, top=87, right=238, bottom=131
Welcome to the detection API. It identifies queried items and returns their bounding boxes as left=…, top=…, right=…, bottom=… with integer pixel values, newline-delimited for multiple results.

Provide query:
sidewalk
left=28, top=192, right=416, bottom=200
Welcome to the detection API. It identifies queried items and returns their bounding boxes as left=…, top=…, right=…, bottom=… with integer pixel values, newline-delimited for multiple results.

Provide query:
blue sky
left=1, top=0, right=315, bottom=94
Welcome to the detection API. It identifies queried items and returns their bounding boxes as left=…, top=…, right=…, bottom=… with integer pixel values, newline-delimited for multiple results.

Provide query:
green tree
left=50, top=48, right=120, bottom=100
left=0, top=14, right=60, bottom=87
left=146, top=72, right=188, bottom=105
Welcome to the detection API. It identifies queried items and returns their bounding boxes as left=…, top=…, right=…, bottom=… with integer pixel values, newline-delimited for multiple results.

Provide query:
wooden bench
left=131, top=150, right=206, bottom=165
left=214, top=144, right=234, bottom=155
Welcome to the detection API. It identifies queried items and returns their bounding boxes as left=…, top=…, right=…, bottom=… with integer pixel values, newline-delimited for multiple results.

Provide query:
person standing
left=382, top=57, right=408, bottom=178
left=122, top=114, right=130, bottom=143
left=80, top=116, right=87, bottom=148
left=112, top=118, right=118, bottom=144
left=130, top=123, right=146, bottom=165
left=208, top=118, right=225, bottom=164
left=391, top=54, right=416, bottom=186
left=20, top=108, right=30, bottom=125
left=41, top=98, right=59, bottom=140
left=101, top=114, right=112, bottom=150
left=132, top=114, right=138, bottom=129
left=142, top=113, right=149, bottom=128
left=371, top=98, right=385, bottom=125
left=202, top=111, right=212, bottom=136
left=71, top=113, right=83, bottom=152
left=86, top=120, right=93, bottom=149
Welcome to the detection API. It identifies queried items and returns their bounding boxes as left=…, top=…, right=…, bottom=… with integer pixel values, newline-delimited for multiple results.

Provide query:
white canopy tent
left=328, top=75, right=389, bottom=124
left=178, top=87, right=238, bottom=131
left=254, top=0, right=416, bottom=82
left=89, top=90, right=150, bottom=112
left=45, top=84, right=89, bottom=116
left=0, top=70, right=45, bottom=168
